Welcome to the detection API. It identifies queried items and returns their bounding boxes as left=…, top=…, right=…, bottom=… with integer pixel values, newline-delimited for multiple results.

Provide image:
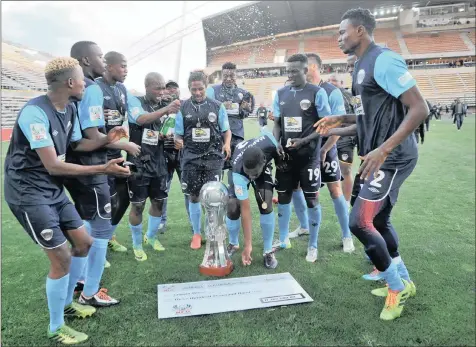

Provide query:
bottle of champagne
left=160, top=114, right=176, bottom=137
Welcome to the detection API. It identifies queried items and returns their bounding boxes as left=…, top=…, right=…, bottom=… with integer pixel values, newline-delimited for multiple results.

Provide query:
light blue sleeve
left=374, top=51, right=417, bottom=99
left=70, top=115, right=83, bottom=142
left=232, top=172, right=250, bottom=201
left=17, top=105, right=54, bottom=149
left=127, top=93, right=147, bottom=124
left=78, top=84, right=105, bottom=129
left=273, top=92, right=280, bottom=119
left=218, top=104, right=230, bottom=132
left=174, top=111, right=184, bottom=136
left=315, top=88, right=331, bottom=117
left=329, top=88, right=346, bottom=116
left=206, top=86, right=216, bottom=100
left=261, top=129, right=278, bottom=148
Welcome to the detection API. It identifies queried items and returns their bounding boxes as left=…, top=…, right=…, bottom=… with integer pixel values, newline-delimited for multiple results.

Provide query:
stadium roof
left=202, top=0, right=465, bottom=49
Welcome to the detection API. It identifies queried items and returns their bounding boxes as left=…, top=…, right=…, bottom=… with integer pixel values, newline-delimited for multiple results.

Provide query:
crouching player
left=226, top=130, right=279, bottom=269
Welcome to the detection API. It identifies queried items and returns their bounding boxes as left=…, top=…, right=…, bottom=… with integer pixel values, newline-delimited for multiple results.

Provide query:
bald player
left=126, top=72, right=180, bottom=261
left=65, top=42, right=134, bottom=307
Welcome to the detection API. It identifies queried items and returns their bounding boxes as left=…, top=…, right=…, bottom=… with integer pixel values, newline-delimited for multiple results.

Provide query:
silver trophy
left=198, top=181, right=234, bottom=277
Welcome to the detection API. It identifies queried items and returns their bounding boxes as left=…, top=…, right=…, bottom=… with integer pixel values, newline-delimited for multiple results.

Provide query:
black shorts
left=128, top=175, right=168, bottom=204
left=8, top=195, right=83, bottom=249
left=337, top=143, right=355, bottom=165
left=258, top=118, right=267, bottom=127
left=228, top=164, right=274, bottom=200
left=108, top=175, right=128, bottom=197
left=165, top=148, right=181, bottom=175
left=64, top=180, right=111, bottom=220
left=275, top=153, right=321, bottom=198
left=321, top=145, right=343, bottom=184
left=181, top=168, right=223, bottom=197
left=354, top=159, right=417, bottom=206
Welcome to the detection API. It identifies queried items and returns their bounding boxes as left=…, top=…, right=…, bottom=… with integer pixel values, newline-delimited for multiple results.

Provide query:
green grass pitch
left=1, top=116, right=475, bottom=346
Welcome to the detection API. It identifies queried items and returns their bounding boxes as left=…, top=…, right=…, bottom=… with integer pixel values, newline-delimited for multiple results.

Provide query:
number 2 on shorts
left=369, top=170, right=385, bottom=188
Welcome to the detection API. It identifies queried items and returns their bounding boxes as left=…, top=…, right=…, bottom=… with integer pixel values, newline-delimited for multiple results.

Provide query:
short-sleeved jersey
left=4, top=95, right=80, bottom=205
left=351, top=42, right=418, bottom=167
left=206, top=84, right=254, bottom=140
left=65, top=77, right=108, bottom=185
left=127, top=95, right=166, bottom=178
left=175, top=97, right=229, bottom=170
left=318, top=81, right=346, bottom=146
left=273, top=83, right=331, bottom=158
left=95, top=77, right=128, bottom=160
left=337, top=87, right=355, bottom=149
left=231, top=130, right=278, bottom=200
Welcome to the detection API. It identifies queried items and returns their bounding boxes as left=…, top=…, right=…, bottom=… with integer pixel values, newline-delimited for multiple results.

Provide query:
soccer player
left=272, top=53, right=331, bottom=262
left=288, top=53, right=354, bottom=253
left=159, top=80, right=191, bottom=234
left=126, top=72, right=181, bottom=261
left=95, top=51, right=142, bottom=253
left=329, top=56, right=358, bottom=205
left=65, top=42, right=132, bottom=306
left=256, top=103, right=268, bottom=129
left=4, top=57, right=130, bottom=344
left=226, top=130, right=279, bottom=268
left=315, top=8, right=429, bottom=320
left=175, top=71, right=231, bottom=249
left=206, top=62, right=255, bottom=193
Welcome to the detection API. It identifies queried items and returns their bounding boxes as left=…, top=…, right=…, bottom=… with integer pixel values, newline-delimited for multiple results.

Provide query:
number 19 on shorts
left=308, top=168, right=320, bottom=182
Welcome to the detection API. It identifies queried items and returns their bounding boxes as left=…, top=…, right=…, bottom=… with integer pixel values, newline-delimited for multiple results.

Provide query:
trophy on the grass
left=198, top=181, right=234, bottom=277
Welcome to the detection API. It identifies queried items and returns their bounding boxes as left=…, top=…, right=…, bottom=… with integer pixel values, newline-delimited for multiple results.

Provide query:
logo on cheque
left=173, top=304, right=192, bottom=315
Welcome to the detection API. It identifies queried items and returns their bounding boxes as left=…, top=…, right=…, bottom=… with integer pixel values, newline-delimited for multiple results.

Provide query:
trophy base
left=199, top=260, right=234, bottom=277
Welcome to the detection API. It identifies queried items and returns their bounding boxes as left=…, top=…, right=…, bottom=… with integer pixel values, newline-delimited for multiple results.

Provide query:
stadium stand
left=203, top=1, right=475, bottom=111
left=403, top=31, right=470, bottom=54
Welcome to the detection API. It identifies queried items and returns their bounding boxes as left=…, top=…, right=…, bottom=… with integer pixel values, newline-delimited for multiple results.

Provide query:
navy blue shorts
left=320, top=145, right=343, bottom=184
left=181, top=168, right=222, bottom=197
left=128, top=175, right=168, bottom=204
left=64, top=180, right=112, bottom=221
left=354, top=158, right=417, bottom=206
left=108, top=175, right=128, bottom=198
left=8, top=194, right=83, bottom=249
left=275, top=152, right=321, bottom=198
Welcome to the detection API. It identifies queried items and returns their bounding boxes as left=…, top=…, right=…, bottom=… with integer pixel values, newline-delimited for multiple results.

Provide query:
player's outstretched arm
left=72, top=126, right=128, bottom=152
left=37, top=146, right=130, bottom=177
left=136, top=100, right=181, bottom=125
left=326, top=124, right=357, bottom=137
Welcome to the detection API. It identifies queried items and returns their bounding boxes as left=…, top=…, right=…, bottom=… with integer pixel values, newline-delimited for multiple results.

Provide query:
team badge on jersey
left=357, top=69, right=366, bottom=84
left=300, top=99, right=311, bottom=111
left=120, top=93, right=126, bottom=105
left=30, top=123, right=47, bottom=141
left=238, top=92, right=243, bottom=100
left=208, top=112, right=217, bottom=123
